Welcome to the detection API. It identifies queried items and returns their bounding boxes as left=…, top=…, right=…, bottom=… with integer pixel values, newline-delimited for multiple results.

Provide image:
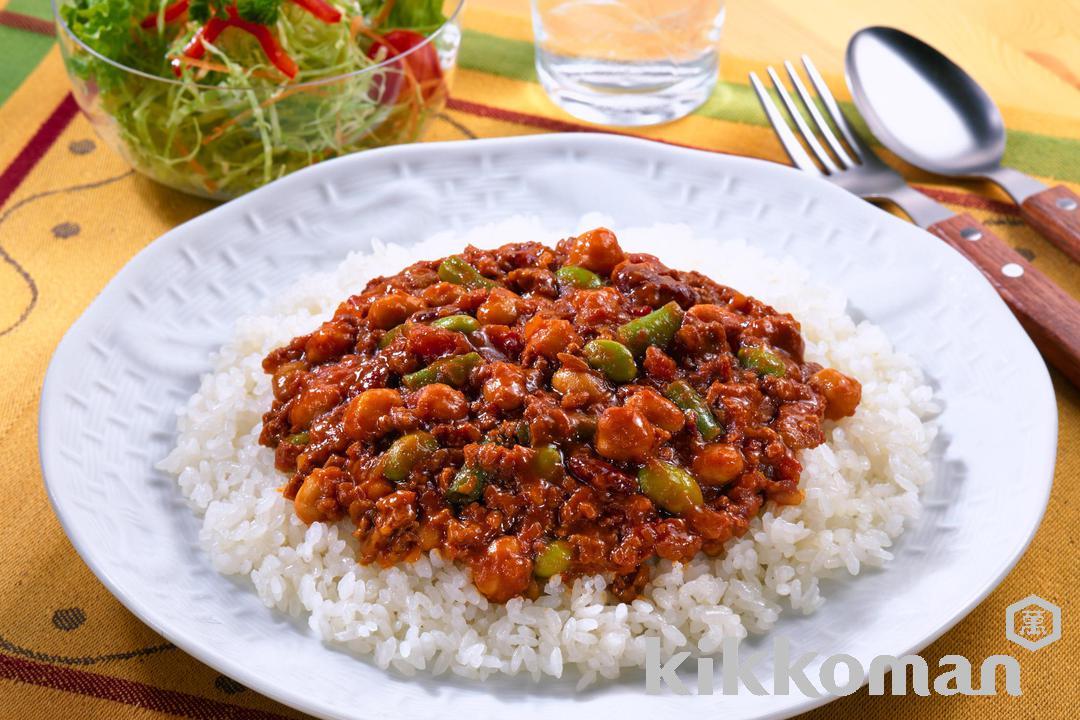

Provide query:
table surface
left=1, top=0, right=1077, bottom=718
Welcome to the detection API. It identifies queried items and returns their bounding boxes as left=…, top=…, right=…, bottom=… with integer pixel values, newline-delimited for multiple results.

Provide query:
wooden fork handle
left=928, top=213, right=1080, bottom=387
left=1020, top=185, right=1080, bottom=264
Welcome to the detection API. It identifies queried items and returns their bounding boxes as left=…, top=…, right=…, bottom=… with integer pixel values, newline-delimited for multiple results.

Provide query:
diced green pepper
left=664, top=379, right=722, bottom=441
left=383, top=432, right=438, bottom=482
left=637, top=459, right=704, bottom=515
left=583, top=339, right=637, bottom=383
left=378, top=323, right=407, bottom=349
left=402, top=352, right=483, bottom=390
left=530, top=445, right=563, bottom=480
left=738, top=346, right=787, bottom=377
left=534, top=540, right=573, bottom=578
left=437, top=256, right=497, bottom=289
left=556, top=265, right=604, bottom=289
left=432, top=314, right=480, bottom=333
left=447, top=464, right=487, bottom=504
left=617, top=301, right=684, bottom=356
left=285, top=431, right=310, bottom=445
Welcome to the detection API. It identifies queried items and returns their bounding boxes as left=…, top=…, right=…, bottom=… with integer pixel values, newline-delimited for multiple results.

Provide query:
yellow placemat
left=1, top=0, right=1077, bottom=717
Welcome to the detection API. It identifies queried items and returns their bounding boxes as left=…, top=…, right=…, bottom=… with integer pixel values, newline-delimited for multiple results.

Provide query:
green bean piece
left=530, top=445, right=563, bottom=480
left=378, top=323, right=407, bottom=349
left=556, top=265, right=604, bottom=289
left=437, top=256, right=497, bottom=289
left=447, top=464, right=487, bottom=504
left=534, top=540, right=573, bottom=578
left=583, top=339, right=637, bottom=383
left=617, top=301, right=684, bottom=356
left=432, top=314, right=480, bottom=333
left=637, top=459, right=704, bottom=515
left=383, top=432, right=438, bottom=482
left=402, top=352, right=483, bottom=390
left=737, top=346, right=787, bottom=377
left=664, top=379, right=722, bottom=441
left=285, top=431, right=310, bottom=445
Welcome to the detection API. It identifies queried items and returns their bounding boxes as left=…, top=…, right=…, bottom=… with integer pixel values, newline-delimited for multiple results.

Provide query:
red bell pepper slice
left=140, top=0, right=191, bottom=29
left=226, top=12, right=299, bottom=78
left=288, top=0, right=342, bottom=24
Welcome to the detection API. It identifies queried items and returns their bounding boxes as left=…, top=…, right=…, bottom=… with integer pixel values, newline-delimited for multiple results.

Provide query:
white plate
left=40, top=134, right=1057, bottom=720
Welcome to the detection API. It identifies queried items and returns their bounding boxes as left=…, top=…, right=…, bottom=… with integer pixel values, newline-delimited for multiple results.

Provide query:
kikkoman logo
left=644, top=595, right=1062, bottom=697
left=1005, top=594, right=1061, bottom=652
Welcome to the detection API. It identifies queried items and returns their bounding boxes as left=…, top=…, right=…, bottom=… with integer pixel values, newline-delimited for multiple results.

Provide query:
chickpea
left=471, top=536, right=533, bottom=602
left=271, top=361, right=307, bottom=402
left=414, top=383, right=468, bottom=421
left=626, top=387, right=685, bottom=433
left=477, top=287, right=522, bottom=326
left=523, top=317, right=582, bottom=359
left=367, top=293, right=424, bottom=330
left=551, top=367, right=609, bottom=404
left=482, top=362, right=528, bottom=411
left=343, top=388, right=403, bottom=439
left=288, top=384, right=342, bottom=428
left=420, top=281, right=464, bottom=307
left=304, top=321, right=356, bottom=364
left=294, top=467, right=343, bottom=524
left=692, top=443, right=745, bottom=486
left=810, top=368, right=862, bottom=420
left=595, top=406, right=656, bottom=463
left=565, top=227, right=625, bottom=275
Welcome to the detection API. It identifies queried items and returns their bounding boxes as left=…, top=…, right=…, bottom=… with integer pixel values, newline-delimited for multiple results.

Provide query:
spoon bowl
left=846, top=26, right=1080, bottom=263
left=846, top=26, right=1007, bottom=177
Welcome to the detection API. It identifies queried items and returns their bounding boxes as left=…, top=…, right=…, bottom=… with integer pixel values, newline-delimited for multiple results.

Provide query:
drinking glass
left=531, top=0, right=726, bottom=126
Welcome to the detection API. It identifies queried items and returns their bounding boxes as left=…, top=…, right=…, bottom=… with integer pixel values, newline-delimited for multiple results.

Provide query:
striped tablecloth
left=1, top=0, right=1076, bottom=717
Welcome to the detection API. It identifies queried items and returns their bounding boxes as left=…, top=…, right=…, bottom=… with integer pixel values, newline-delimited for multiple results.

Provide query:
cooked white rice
left=158, top=216, right=937, bottom=687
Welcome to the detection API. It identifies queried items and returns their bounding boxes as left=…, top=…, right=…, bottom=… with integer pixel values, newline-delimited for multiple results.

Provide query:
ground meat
left=259, top=228, right=862, bottom=602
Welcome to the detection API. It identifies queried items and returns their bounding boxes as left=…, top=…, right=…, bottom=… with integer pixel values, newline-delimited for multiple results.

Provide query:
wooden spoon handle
left=1020, top=185, right=1080, bottom=263
left=928, top=213, right=1080, bottom=387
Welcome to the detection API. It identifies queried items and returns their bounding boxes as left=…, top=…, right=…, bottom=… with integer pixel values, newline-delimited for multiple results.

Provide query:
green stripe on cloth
left=7, top=0, right=53, bottom=21
left=0, top=26, right=54, bottom=104
left=458, top=29, right=1080, bottom=184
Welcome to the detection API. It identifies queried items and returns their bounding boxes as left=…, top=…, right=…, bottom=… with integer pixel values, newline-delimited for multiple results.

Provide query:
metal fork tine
left=765, top=66, right=839, bottom=174
left=783, top=60, right=855, bottom=169
left=800, top=55, right=870, bottom=162
left=749, top=71, right=821, bottom=175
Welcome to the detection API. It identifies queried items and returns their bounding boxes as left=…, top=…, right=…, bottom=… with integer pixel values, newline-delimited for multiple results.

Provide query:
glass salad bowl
left=53, top=0, right=464, bottom=199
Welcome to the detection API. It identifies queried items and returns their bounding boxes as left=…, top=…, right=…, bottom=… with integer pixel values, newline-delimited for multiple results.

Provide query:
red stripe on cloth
left=445, top=97, right=1022, bottom=217
left=0, top=93, right=79, bottom=210
left=0, top=9, right=56, bottom=35
left=0, top=652, right=295, bottom=720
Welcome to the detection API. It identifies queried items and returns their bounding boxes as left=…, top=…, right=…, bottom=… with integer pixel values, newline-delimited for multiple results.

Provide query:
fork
left=750, top=56, right=1080, bottom=387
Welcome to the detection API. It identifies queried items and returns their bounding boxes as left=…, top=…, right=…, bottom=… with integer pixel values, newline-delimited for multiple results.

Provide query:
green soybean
left=556, top=265, right=604, bottom=289
left=447, top=464, right=487, bottom=504
left=432, top=314, right=480, bottom=333
left=583, top=339, right=637, bottom=382
left=530, top=445, right=563, bottom=480
left=437, top=256, right=497, bottom=289
left=534, top=540, right=573, bottom=578
left=664, top=379, right=722, bottom=441
left=737, top=346, right=787, bottom=377
left=402, top=352, right=483, bottom=390
left=285, top=431, right=310, bottom=445
left=617, top=301, right=684, bottom=356
left=638, top=459, right=704, bottom=515
left=383, top=432, right=438, bottom=482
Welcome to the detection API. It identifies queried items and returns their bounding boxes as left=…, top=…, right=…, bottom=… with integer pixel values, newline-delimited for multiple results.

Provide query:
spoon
left=846, top=26, right=1080, bottom=263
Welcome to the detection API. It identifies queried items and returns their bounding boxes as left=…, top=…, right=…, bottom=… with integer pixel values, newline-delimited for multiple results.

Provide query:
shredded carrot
left=173, top=55, right=280, bottom=80
left=371, top=0, right=396, bottom=29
